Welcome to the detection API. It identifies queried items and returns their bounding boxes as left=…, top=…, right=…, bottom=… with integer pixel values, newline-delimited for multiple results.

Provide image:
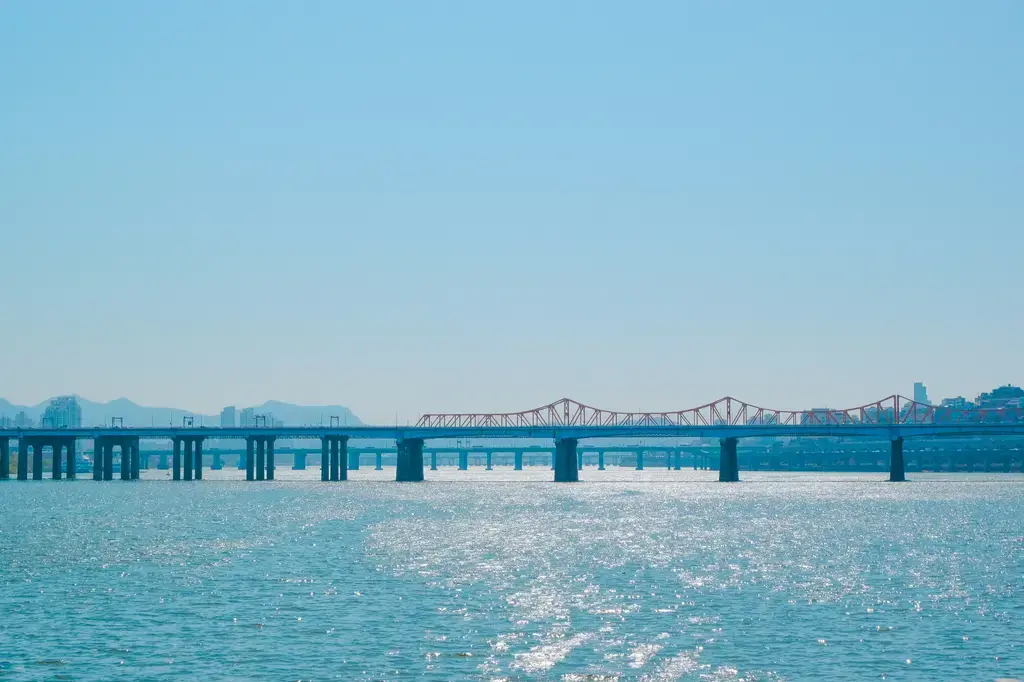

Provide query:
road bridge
left=2, top=395, right=1022, bottom=483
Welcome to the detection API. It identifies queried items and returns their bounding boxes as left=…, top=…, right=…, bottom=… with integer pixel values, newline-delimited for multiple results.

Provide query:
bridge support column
left=554, top=438, right=579, bottom=483
left=430, top=451, right=438, bottom=470
left=375, top=453, right=383, bottom=471
left=49, top=442, right=61, bottom=480
left=293, top=452, right=307, bottom=470
left=337, top=438, right=349, bottom=481
left=598, top=451, right=605, bottom=470
left=0, top=438, right=8, bottom=480
left=486, top=452, right=493, bottom=470
left=635, top=450, right=644, bottom=471
left=103, top=442, right=114, bottom=480
left=320, top=439, right=329, bottom=481
left=211, top=452, right=223, bottom=470
left=18, top=440, right=28, bottom=480
left=246, top=438, right=255, bottom=481
left=889, top=437, right=906, bottom=482
left=266, top=438, right=275, bottom=480
left=719, top=438, right=739, bottom=482
left=577, top=450, right=584, bottom=471
left=32, top=442, right=43, bottom=480
left=514, top=451, right=523, bottom=470
left=120, top=441, right=130, bottom=481
left=349, top=450, right=360, bottom=470
left=194, top=439, right=203, bottom=480
left=66, top=438, right=76, bottom=480
left=673, top=449, right=681, bottom=470
left=130, top=439, right=140, bottom=480
left=255, top=439, right=265, bottom=481
left=458, top=451, right=468, bottom=471
left=396, top=438, right=424, bottom=482
left=183, top=439, right=194, bottom=480
left=236, top=452, right=246, bottom=470
left=328, top=439, right=339, bottom=480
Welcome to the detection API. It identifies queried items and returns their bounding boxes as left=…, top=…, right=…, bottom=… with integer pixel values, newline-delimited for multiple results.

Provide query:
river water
left=1, top=469, right=1021, bottom=681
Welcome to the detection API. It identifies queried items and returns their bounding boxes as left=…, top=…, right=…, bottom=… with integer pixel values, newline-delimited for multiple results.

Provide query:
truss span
left=416, top=395, right=1022, bottom=428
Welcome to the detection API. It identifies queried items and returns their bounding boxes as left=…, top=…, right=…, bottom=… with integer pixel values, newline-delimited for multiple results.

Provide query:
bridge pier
left=554, top=438, right=579, bottom=482
left=430, top=451, right=438, bottom=470
left=673, top=449, right=681, bottom=470
left=32, top=442, right=43, bottom=480
left=719, top=437, right=739, bottom=482
left=635, top=451, right=644, bottom=471
left=322, top=436, right=348, bottom=481
left=486, top=452, right=493, bottom=470
left=514, top=450, right=523, bottom=470
left=293, top=452, right=307, bottom=470
left=375, top=453, right=383, bottom=471
left=17, top=440, right=28, bottom=480
left=194, top=439, right=203, bottom=480
left=173, top=439, right=182, bottom=479
left=211, top=452, right=223, bottom=470
left=157, top=451, right=169, bottom=470
left=598, top=451, right=605, bottom=470
left=255, top=439, right=265, bottom=481
left=0, top=438, right=8, bottom=480
left=890, top=437, right=906, bottom=482
left=246, top=438, right=256, bottom=481
left=396, top=438, right=424, bottom=482
left=348, top=450, right=360, bottom=470
left=458, top=451, right=468, bottom=471
left=577, top=450, right=584, bottom=471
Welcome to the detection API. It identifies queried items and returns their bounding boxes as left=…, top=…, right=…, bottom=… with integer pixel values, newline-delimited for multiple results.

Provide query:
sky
left=1, top=1, right=1021, bottom=424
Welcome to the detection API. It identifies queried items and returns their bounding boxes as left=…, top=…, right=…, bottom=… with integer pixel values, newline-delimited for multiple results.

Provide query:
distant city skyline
left=2, top=1, right=1021, bottom=424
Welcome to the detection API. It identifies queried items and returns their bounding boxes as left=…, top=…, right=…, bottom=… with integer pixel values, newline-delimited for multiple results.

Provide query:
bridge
left=2, top=395, right=1022, bottom=483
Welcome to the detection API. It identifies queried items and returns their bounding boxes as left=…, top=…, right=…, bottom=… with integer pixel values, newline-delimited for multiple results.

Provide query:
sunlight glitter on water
left=0, top=471, right=1022, bottom=680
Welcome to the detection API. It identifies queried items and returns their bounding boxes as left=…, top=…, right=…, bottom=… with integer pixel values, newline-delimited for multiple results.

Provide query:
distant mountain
left=0, top=396, right=362, bottom=427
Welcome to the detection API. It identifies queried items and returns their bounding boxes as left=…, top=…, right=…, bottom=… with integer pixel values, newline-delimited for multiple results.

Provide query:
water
left=1, top=469, right=1021, bottom=681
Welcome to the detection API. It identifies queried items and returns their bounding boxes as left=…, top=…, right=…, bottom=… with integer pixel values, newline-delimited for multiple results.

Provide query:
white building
left=43, top=396, right=82, bottom=428
left=220, top=406, right=236, bottom=427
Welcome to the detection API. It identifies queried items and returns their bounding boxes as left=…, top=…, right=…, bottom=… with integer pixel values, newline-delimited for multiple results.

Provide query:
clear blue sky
left=1, top=1, right=1021, bottom=423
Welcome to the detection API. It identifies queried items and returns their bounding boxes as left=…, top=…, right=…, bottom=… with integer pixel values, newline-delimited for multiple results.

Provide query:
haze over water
left=1, top=470, right=1021, bottom=681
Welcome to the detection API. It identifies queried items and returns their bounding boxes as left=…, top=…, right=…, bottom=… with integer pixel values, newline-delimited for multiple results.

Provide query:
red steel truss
left=416, top=395, right=1022, bottom=428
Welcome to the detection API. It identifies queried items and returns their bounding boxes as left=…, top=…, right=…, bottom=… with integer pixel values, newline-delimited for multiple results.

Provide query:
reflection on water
left=0, top=470, right=1021, bottom=680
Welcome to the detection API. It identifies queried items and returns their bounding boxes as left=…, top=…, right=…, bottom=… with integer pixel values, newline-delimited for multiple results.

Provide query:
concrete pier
left=486, top=452, right=493, bottom=470
left=121, top=442, right=131, bottom=481
left=890, top=437, right=906, bottom=482
left=246, top=438, right=256, bottom=481
left=554, top=438, right=579, bottom=482
left=67, top=439, right=76, bottom=479
left=194, top=439, right=203, bottom=480
left=375, top=453, right=383, bottom=471
left=211, top=452, right=223, bottom=470
left=396, top=438, right=424, bottom=482
left=255, top=439, right=265, bottom=481
left=0, top=438, right=9, bottom=480
left=431, top=451, right=438, bottom=470
left=636, top=451, right=644, bottom=471
left=18, top=441, right=28, bottom=480
left=32, top=443, right=43, bottom=480
left=458, top=450, right=468, bottom=471
left=323, top=436, right=347, bottom=481
left=598, top=451, right=605, bottom=470
left=514, top=450, right=523, bottom=470
left=293, top=452, right=307, bottom=470
left=173, top=439, right=182, bottom=480
left=266, top=439, right=275, bottom=480
left=719, top=437, right=739, bottom=482
left=348, top=450, right=360, bottom=470
left=577, top=450, right=583, bottom=471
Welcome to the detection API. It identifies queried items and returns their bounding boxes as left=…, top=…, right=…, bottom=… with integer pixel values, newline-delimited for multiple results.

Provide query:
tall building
left=239, top=407, right=255, bottom=428
left=220, top=406, right=237, bottom=427
left=15, top=411, right=35, bottom=428
left=913, top=382, right=930, bottom=405
left=42, top=396, right=81, bottom=428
